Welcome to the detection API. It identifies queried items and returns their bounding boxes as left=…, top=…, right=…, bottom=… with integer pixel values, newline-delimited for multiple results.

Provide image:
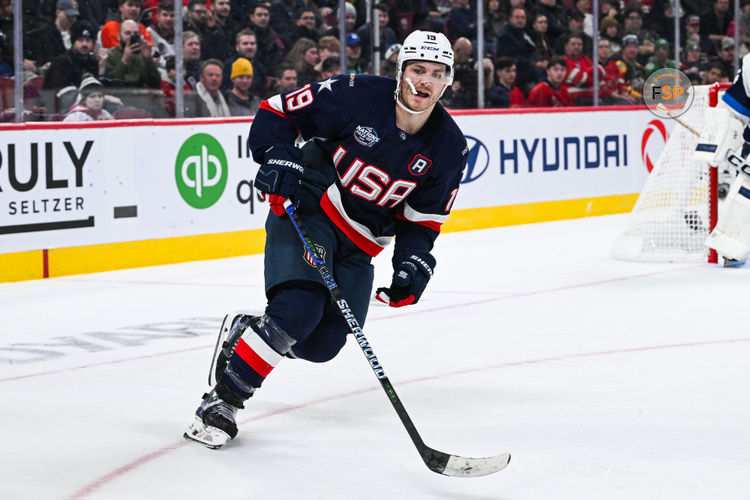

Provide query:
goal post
left=612, top=83, right=731, bottom=263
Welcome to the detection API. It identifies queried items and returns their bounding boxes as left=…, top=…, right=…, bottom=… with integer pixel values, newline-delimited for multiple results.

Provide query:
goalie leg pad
left=694, top=105, right=747, bottom=167
left=706, top=172, right=750, bottom=262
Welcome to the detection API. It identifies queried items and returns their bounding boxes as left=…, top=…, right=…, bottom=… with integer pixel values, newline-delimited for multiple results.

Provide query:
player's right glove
left=254, top=144, right=309, bottom=216
left=375, top=252, right=436, bottom=307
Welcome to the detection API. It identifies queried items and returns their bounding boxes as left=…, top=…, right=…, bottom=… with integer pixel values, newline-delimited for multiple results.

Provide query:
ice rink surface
left=1, top=214, right=749, bottom=500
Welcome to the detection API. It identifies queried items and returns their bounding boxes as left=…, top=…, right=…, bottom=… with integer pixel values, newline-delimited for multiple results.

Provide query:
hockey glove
left=255, top=144, right=308, bottom=216
left=375, top=252, right=436, bottom=308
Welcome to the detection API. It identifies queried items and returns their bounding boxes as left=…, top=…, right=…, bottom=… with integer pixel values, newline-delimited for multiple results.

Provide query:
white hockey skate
left=184, top=388, right=242, bottom=449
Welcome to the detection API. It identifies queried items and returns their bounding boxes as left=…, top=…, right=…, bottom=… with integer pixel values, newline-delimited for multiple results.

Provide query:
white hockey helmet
left=397, top=30, right=454, bottom=86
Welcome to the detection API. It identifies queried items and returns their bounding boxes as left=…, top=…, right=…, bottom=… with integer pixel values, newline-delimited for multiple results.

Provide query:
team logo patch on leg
left=303, top=244, right=326, bottom=267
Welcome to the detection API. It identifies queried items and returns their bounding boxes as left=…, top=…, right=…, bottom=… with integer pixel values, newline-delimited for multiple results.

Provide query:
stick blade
left=422, top=448, right=511, bottom=477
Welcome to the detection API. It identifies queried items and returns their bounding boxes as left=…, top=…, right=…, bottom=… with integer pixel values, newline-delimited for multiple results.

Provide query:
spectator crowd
left=0, top=0, right=745, bottom=120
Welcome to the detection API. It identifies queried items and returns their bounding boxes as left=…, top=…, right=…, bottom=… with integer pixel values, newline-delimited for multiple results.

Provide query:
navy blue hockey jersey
left=249, top=74, right=468, bottom=258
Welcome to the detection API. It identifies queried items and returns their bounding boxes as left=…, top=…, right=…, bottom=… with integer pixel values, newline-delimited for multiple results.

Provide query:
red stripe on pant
left=234, top=338, right=275, bottom=377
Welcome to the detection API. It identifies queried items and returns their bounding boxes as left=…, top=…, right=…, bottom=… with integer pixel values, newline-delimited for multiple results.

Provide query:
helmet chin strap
left=395, top=77, right=429, bottom=115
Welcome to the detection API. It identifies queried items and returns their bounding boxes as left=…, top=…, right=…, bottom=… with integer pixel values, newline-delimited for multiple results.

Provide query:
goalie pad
left=706, top=171, right=750, bottom=262
left=693, top=105, right=747, bottom=167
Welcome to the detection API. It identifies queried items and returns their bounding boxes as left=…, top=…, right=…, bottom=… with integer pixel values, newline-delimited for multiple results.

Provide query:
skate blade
left=183, top=416, right=231, bottom=450
left=208, top=314, right=233, bottom=387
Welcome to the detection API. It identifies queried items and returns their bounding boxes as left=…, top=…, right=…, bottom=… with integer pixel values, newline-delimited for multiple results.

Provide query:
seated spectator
left=319, top=56, right=341, bottom=79
left=685, top=14, right=716, bottom=59
left=322, top=2, right=358, bottom=40
left=555, top=11, right=592, bottom=57
left=597, top=38, right=635, bottom=104
left=562, top=33, right=598, bottom=104
left=184, top=0, right=231, bottom=61
left=43, top=21, right=98, bottom=96
left=533, top=0, right=567, bottom=42
left=345, top=32, right=366, bottom=73
left=273, top=62, right=298, bottom=93
left=357, top=3, right=397, bottom=69
left=621, top=5, right=657, bottom=64
left=681, top=39, right=706, bottom=77
left=100, top=0, right=154, bottom=49
left=183, top=31, right=203, bottom=86
left=496, top=7, right=535, bottom=92
left=702, top=60, right=727, bottom=84
left=213, top=0, right=242, bottom=46
left=160, top=55, right=193, bottom=117
left=449, top=0, right=478, bottom=41
left=701, top=0, right=733, bottom=43
left=315, top=35, right=340, bottom=75
left=616, top=34, right=646, bottom=100
left=443, top=37, right=477, bottom=108
left=381, top=43, right=401, bottom=78
left=644, top=38, right=676, bottom=75
left=529, top=13, right=552, bottom=77
left=148, top=1, right=176, bottom=66
left=224, top=57, right=260, bottom=115
left=287, top=37, right=320, bottom=86
left=714, top=37, right=736, bottom=78
left=599, top=16, right=621, bottom=55
left=25, top=0, right=79, bottom=72
left=64, top=74, right=115, bottom=121
left=195, top=59, right=230, bottom=116
left=104, top=20, right=162, bottom=89
left=484, top=0, right=506, bottom=54
left=269, top=0, right=307, bottom=48
left=223, top=29, right=268, bottom=96
left=527, top=56, right=573, bottom=107
left=249, top=2, right=286, bottom=71
left=294, top=7, right=322, bottom=45
left=486, top=56, right=526, bottom=108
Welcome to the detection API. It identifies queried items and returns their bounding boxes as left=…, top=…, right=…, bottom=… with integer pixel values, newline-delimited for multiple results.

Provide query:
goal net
left=612, top=84, right=729, bottom=263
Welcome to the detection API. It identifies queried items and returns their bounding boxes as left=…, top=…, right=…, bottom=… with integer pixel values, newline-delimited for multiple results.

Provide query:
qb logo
left=175, top=133, right=228, bottom=209
left=408, top=154, right=432, bottom=176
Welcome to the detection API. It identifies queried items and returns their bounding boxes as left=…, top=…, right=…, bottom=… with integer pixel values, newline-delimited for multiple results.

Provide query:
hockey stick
left=282, top=199, right=511, bottom=477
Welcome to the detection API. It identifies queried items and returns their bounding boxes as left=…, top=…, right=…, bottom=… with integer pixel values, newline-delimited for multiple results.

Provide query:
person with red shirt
left=597, top=38, right=636, bottom=104
left=562, top=33, right=603, bottom=105
left=528, top=55, right=573, bottom=107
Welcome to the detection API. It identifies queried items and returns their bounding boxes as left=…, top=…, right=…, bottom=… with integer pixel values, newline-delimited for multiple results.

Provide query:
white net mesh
left=612, top=86, right=715, bottom=262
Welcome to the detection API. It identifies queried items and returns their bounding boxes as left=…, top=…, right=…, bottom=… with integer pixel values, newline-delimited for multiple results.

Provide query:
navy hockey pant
left=263, top=209, right=374, bottom=362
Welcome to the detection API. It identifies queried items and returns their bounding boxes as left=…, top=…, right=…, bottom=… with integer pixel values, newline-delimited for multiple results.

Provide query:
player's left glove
left=375, top=252, right=436, bottom=307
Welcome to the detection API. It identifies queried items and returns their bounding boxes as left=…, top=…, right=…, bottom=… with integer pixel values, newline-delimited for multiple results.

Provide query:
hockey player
left=184, top=30, right=468, bottom=448
left=694, top=53, right=750, bottom=267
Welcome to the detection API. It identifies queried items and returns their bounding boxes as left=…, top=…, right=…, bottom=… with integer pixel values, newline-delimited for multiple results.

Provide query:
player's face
left=399, top=61, right=449, bottom=112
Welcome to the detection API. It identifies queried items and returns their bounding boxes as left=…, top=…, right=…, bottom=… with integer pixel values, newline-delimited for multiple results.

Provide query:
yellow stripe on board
left=0, top=194, right=639, bottom=283
left=47, top=229, right=267, bottom=278
left=0, top=250, right=45, bottom=282
left=443, top=193, right=639, bottom=233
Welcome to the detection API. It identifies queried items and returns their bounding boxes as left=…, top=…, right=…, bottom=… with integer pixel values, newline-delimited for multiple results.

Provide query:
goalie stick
left=282, top=199, right=511, bottom=477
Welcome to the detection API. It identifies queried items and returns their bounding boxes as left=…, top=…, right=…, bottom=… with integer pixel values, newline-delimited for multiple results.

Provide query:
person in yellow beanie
left=225, top=57, right=261, bottom=115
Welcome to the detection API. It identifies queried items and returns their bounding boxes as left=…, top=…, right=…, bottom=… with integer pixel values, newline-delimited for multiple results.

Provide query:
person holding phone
left=105, top=19, right=161, bottom=89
